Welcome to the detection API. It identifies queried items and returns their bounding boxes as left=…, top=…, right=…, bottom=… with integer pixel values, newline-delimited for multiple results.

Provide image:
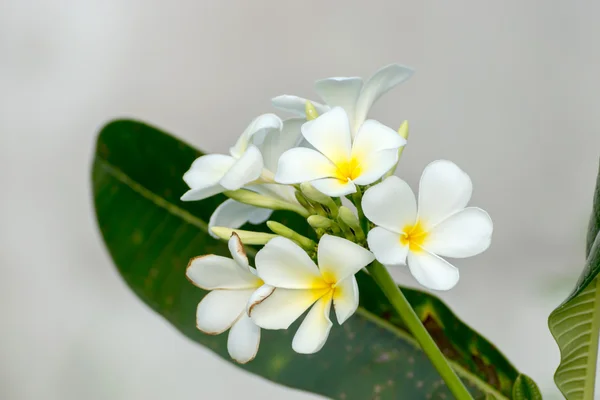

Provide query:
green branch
left=367, top=261, right=474, bottom=400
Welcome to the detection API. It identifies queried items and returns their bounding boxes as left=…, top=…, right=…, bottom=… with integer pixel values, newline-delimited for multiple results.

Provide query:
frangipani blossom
left=275, top=107, right=406, bottom=196
left=362, top=160, right=493, bottom=291
left=181, top=114, right=283, bottom=202
left=186, top=234, right=264, bottom=363
left=272, top=64, right=414, bottom=137
left=248, top=235, right=374, bottom=354
left=207, top=119, right=305, bottom=236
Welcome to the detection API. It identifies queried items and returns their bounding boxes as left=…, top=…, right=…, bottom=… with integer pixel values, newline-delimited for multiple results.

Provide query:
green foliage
left=549, top=163, right=600, bottom=400
left=511, top=374, right=542, bottom=400
left=92, top=119, right=534, bottom=399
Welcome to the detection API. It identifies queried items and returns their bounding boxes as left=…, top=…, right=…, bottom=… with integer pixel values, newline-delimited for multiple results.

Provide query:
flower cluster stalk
left=367, top=261, right=474, bottom=400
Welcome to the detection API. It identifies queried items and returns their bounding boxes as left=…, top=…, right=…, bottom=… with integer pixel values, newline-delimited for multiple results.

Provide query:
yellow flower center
left=400, top=220, right=428, bottom=252
left=334, top=157, right=362, bottom=182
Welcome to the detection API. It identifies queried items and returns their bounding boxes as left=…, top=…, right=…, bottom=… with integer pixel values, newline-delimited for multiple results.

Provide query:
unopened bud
left=266, top=221, right=316, bottom=251
left=305, top=101, right=319, bottom=121
left=224, top=189, right=309, bottom=218
left=383, top=120, right=409, bottom=180
left=294, top=191, right=315, bottom=212
left=338, top=206, right=365, bottom=241
left=300, top=183, right=338, bottom=217
left=307, top=215, right=332, bottom=229
left=398, top=120, right=409, bottom=140
left=210, top=227, right=276, bottom=245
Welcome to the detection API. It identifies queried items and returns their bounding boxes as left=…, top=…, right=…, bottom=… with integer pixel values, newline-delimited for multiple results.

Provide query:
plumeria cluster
left=183, top=64, right=493, bottom=363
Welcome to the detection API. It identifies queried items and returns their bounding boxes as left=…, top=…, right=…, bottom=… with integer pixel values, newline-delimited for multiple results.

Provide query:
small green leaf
left=512, top=374, right=542, bottom=400
left=548, top=161, right=600, bottom=400
left=92, top=119, right=534, bottom=400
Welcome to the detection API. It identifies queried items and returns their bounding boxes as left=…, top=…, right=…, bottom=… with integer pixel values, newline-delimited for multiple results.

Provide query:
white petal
left=208, top=200, right=269, bottom=239
left=352, top=119, right=406, bottom=158
left=317, top=235, right=374, bottom=283
left=407, top=250, right=459, bottom=291
left=180, top=185, right=225, bottom=202
left=230, top=114, right=282, bottom=158
left=227, top=313, right=261, bottom=364
left=292, top=291, right=333, bottom=354
left=362, top=176, right=417, bottom=233
left=260, top=118, right=305, bottom=172
left=248, top=286, right=329, bottom=329
left=425, top=207, right=493, bottom=258
left=248, top=207, right=273, bottom=224
left=333, top=276, right=359, bottom=324
left=274, top=148, right=337, bottom=184
left=314, top=77, right=363, bottom=129
left=301, top=107, right=352, bottom=164
left=183, top=154, right=235, bottom=188
left=196, top=289, right=254, bottom=334
left=311, top=178, right=356, bottom=197
left=353, top=64, right=414, bottom=132
left=187, top=255, right=261, bottom=290
left=220, top=145, right=264, bottom=190
left=366, top=227, right=409, bottom=265
left=417, top=160, right=473, bottom=227
left=351, top=148, right=399, bottom=186
left=271, top=95, right=330, bottom=117
left=228, top=232, right=250, bottom=269
left=301, top=107, right=352, bottom=165
left=255, top=237, right=327, bottom=289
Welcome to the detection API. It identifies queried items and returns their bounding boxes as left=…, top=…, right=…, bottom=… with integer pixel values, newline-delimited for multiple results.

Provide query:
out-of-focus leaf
left=511, top=374, right=542, bottom=400
left=92, top=119, right=533, bottom=399
left=548, top=162, right=600, bottom=400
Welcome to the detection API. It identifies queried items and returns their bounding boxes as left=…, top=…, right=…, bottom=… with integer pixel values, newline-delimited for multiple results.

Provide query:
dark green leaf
left=548, top=162, right=600, bottom=400
left=92, top=119, right=529, bottom=400
left=512, top=374, right=542, bottom=400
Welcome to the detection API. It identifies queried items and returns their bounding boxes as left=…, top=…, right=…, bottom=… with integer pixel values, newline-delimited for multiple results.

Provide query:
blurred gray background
left=1, top=1, right=599, bottom=399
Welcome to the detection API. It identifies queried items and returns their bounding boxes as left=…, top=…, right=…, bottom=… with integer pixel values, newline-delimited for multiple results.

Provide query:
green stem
left=351, top=188, right=370, bottom=235
left=367, top=261, right=474, bottom=400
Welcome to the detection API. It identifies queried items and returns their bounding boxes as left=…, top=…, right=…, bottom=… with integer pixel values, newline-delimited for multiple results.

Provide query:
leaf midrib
left=95, top=154, right=509, bottom=400
left=583, top=277, right=600, bottom=399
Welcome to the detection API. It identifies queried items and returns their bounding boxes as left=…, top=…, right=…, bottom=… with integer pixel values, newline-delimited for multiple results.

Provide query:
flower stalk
left=366, top=261, right=474, bottom=400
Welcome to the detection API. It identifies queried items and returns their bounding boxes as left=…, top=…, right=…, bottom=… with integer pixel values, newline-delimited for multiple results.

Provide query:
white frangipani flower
left=181, top=114, right=283, bottom=202
left=272, top=64, right=414, bottom=137
left=275, top=107, right=406, bottom=196
left=207, top=118, right=305, bottom=236
left=186, top=234, right=264, bottom=364
left=248, top=235, right=374, bottom=354
left=362, top=160, right=493, bottom=291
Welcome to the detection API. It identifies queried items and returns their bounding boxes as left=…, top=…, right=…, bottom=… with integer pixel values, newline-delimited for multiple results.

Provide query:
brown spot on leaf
left=472, top=353, right=501, bottom=389
left=423, top=314, right=461, bottom=360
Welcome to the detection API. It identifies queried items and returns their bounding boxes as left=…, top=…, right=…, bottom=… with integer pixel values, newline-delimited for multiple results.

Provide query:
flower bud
left=305, top=101, right=319, bottom=121
left=383, top=120, right=409, bottom=179
left=338, top=206, right=365, bottom=242
left=398, top=120, right=409, bottom=140
left=307, top=215, right=332, bottom=229
left=266, top=221, right=316, bottom=251
left=300, top=183, right=338, bottom=217
left=224, top=189, right=310, bottom=218
left=294, top=191, right=316, bottom=213
left=210, top=227, right=276, bottom=245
